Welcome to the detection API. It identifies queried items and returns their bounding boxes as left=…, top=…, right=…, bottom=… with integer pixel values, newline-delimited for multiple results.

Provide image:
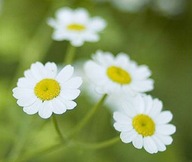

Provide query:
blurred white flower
left=111, top=0, right=149, bottom=12
left=96, top=0, right=185, bottom=16
left=75, top=61, right=134, bottom=112
left=13, top=62, right=82, bottom=119
left=113, top=94, right=176, bottom=154
left=47, top=7, right=106, bottom=47
left=152, top=0, right=185, bottom=16
left=84, top=50, right=154, bottom=95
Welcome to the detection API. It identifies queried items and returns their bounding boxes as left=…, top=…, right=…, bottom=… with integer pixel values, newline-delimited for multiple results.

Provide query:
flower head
left=84, top=50, right=154, bottom=95
left=47, top=7, right=106, bottom=47
left=13, top=62, right=82, bottom=119
left=113, top=94, right=176, bottom=154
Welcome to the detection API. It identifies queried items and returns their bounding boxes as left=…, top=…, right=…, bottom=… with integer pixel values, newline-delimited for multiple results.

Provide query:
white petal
left=17, top=94, right=37, bottom=107
left=51, top=98, right=67, bottom=114
left=152, top=136, right=166, bottom=152
left=156, top=111, right=173, bottom=124
left=23, top=99, right=42, bottom=115
left=120, top=130, right=137, bottom=143
left=63, top=100, right=77, bottom=110
left=156, top=124, right=176, bottom=135
left=56, top=65, right=74, bottom=83
left=123, top=102, right=137, bottom=118
left=71, top=37, right=84, bottom=47
left=74, top=8, right=89, bottom=23
left=132, top=134, right=143, bottom=149
left=30, top=62, right=47, bottom=80
left=83, top=33, right=99, bottom=42
left=17, top=78, right=35, bottom=88
left=155, top=134, right=173, bottom=145
left=149, top=99, right=163, bottom=118
left=24, top=69, right=38, bottom=81
left=84, top=61, right=105, bottom=83
left=133, top=65, right=152, bottom=79
left=60, top=89, right=80, bottom=100
left=94, top=51, right=114, bottom=66
left=88, top=17, right=106, bottom=31
left=133, top=94, right=145, bottom=113
left=56, top=7, right=73, bottom=23
left=45, top=62, right=57, bottom=78
left=61, top=77, right=82, bottom=89
left=38, top=101, right=53, bottom=119
left=143, top=137, right=158, bottom=154
left=52, top=31, right=67, bottom=41
left=113, top=112, right=132, bottom=123
left=130, top=79, right=154, bottom=93
left=115, top=53, right=130, bottom=67
left=13, top=88, right=34, bottom=99
left=47, top=18, right=58, bottom=28
left=143, top=95, right=153, bottom=114
left=114, top=122, right=133, bottom=132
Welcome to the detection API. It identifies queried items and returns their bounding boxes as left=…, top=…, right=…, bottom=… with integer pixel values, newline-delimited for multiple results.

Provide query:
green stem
left=76, top=136, right=120, bottom=150
left=68, top=94, right=108, bottom=137
left=64, top=43, right=76, bottom=64
left=52, top=115, right=65, bottom=141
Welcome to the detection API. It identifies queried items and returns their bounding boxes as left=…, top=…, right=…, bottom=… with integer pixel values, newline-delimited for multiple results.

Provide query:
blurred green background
left=0, top=0, right=192, bottom=161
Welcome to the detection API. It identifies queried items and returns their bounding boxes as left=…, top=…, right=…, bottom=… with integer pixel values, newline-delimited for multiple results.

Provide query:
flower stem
left=64, top=43, right=76, bottom=64
left=68, top=94, right=108, bottom=137
left=76, top=136, right=120, bottom=150
left=52, top=115, right=65, bottom=141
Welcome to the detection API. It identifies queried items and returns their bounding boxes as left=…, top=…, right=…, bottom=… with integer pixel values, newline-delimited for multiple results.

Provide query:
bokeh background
left=0, top=0, right=191, bottom=161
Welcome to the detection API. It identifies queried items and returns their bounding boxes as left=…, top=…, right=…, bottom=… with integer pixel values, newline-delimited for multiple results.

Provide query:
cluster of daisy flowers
left=12, top=7, right=176, bottom=155
left=84, top=50, right=176, bottom=154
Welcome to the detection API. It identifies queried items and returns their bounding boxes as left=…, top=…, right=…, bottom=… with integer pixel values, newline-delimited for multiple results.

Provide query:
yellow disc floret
left=34, top=79, right=61, bottom=101
left=107, top=66, right=132, bottom=84
left=67, top=24, right=86, bottom=31
left=132, top=114, right=155, bottom=137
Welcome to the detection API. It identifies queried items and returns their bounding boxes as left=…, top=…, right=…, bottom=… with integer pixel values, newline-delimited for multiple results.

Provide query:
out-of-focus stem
left=64, top=43, right=76, bottom=65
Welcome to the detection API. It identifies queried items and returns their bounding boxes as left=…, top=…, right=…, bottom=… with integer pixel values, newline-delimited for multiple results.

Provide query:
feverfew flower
left=47, top=7, right=106, bottom=47
left=84, top=50, right=154, bottom=95
left=113, top=94, right=176, bottom=154
left=13, top=62, right=82, bottom=119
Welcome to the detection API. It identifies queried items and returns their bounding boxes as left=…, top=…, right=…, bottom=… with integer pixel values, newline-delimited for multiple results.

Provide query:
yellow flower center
left=67, top=23, right=86, bottom=31
left=132, top=114, right=155, bottom=137
left=34, top=79, right=61, bottom=101
left=107, top=66, right=131, bottom=84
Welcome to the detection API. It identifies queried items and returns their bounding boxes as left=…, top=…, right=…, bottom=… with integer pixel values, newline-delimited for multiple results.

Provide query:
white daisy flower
left=113, top=94, right=176, bottom=154
left=84, top=50, right=154, bottom=95
left=13, top=62, right=82, bottom=119
left=47, top=7, right=106, bottom=47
